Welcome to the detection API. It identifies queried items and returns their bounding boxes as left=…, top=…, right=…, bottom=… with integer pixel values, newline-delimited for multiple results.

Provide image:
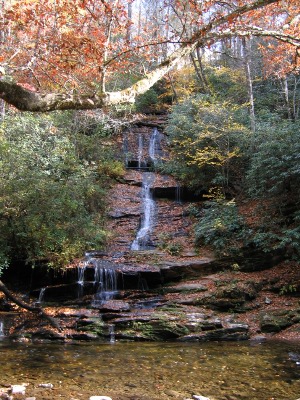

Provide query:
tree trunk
left=242, top=38, right=256, bottom=133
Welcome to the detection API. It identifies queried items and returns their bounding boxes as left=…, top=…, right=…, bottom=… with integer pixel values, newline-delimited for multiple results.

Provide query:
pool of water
left=0, top=339, right=300, bottom=400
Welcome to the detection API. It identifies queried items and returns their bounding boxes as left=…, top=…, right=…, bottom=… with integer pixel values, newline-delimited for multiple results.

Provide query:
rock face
left=2, top=119, right=300, bottom=342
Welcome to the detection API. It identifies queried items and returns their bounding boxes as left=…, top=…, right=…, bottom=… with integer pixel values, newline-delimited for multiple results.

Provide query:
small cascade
left=77, top=258, right=118, bottom=305
left=38, top=287, right=46, bottom=304
left=176, top=184, right=182, bottom=204
left=149, top=127, right=161, bottom=166
left=131, top=172, right=156, bottom=250
left=0, top=321, right=4, bottom=337
left=108, top=324, right=116, bottom=343
left=77, top=262, right=87, bottom=298
left=93, top=262, right=118, bottom=305
left=149, top=127, right=158, bottom=164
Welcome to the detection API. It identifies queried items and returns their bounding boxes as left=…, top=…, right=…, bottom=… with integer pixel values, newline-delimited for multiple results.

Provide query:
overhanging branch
left=0, top=0, right=289, bottom=112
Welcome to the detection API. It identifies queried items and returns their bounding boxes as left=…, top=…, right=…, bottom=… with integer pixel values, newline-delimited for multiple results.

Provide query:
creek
left=0, top=339, right=300, bottom=400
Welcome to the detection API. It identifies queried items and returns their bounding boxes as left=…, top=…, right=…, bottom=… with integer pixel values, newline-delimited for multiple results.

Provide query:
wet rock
left=178, top=323, right=249, bottom=341
left=249, top=334, right=267, bottom=342
left=265, top=297, right=272, bottom=304
left=68, top=333, right=98, bottom=341
left=184, top=313, right=223, bottom=332
left=260, top=310, right=295, bottom=333
left=164, top=283, right=208, bottom=293
left=159, top=259, right=216, bottom=281
left=98, top=300, right=131, bottom=313
left=32, top=329, right=65, bottom=341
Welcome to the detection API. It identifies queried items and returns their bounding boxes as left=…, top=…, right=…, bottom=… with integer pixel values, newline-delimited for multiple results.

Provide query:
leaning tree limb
left=0, top=280, right=62, bottom=332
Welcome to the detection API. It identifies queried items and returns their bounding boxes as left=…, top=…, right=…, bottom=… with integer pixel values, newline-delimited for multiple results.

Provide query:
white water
left=149, top=127, right=159, bottom=165
left=0, top=321, right=4, bottom=337
left=78, top=258, right=118, bottom=305
left=77, top=262, right=87, bottom=297
left=109, top=324, right=116, bottom=343
left=131, top=172, right=156, bottom=250
left=38, top=287, right=46, bottom=303
left=93, top=262, right=118, bottom=304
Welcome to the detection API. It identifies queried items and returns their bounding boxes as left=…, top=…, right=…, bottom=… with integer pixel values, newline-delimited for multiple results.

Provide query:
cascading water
left=131, top=128, right=163, bottom=251
left=38, top=287, right=46, bottom=304
left=176, top=184, right=182, bottom=204
left=92, top=261, right=118, bottom=305
left=149, top=127, right=161, bottom=166
left=77, top=258, right=118, bottom=305
left=77, top=262, right=87, bottom=298
left=0, top=321, right=4, bottom=337
left=149, top=128, right=159, bottom=164
left=131, top=172, right=156, bottom=250
left=108, top=324, right=116, bottom=343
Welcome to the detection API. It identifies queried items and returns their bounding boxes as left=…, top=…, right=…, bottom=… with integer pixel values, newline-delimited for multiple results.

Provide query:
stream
left=0, top=339, right=300, bottom=400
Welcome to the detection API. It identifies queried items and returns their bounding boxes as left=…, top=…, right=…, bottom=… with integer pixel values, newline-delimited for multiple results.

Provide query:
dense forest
left=0, top=0, right=299, bottom=336
left=0, top=0, right=299, bottom=275
left=2, top=3, right=300, bottom=399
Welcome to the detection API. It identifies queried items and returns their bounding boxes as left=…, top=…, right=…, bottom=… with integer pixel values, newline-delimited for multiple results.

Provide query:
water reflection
left=0, top=340, right=299, bottom=400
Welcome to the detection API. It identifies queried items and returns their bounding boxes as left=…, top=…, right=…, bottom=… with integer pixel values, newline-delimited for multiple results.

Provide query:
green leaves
left=194, top=200, right=250, bottom=257
left=0, top=111, right=114, bottom=268
left=164, top=94, right=249, bottom=192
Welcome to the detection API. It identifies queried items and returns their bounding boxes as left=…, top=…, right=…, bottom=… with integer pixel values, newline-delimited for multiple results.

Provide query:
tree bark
left=0, top=280, right=62, bottom=332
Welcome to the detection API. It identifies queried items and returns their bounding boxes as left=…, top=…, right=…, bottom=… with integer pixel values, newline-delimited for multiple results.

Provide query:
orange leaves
left=0, top=0, right=299, bottom=95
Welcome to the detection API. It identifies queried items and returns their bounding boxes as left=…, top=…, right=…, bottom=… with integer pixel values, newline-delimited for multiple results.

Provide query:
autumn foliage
left=0, top=0, right=299, bottom=110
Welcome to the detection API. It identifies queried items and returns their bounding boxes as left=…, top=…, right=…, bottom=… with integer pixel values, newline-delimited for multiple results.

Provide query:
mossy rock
left=259, top=310, right=297, bottom=333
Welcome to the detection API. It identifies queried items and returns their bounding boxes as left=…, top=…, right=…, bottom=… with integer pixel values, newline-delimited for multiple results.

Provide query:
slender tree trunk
left=167, top=73, right=179, bottom=104
left=281, top=76, right=292, bottom=120
left=127, top=1, right=133, bottom=43
left=292, top=76, right=300, bottom=120
left=242, top=38, right=256, bottom=133
left=190, top=47, right=210, bottom=93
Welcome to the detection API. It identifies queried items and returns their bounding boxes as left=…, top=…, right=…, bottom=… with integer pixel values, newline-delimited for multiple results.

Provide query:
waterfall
left=38, top=287, right=46, bottom=304
left=149, top=127, right=162, bottom=166
left=131, top=172, right=156, bottom=250
left=77, top=258, right=118, bottom=304
left=93, top=261, right=118, bottom=304
left=176, top=184, right=182, bottom=204
left=149, top=127, right=158, bottom=164
left=77, top=262, right=87, bottom=298
left=108, top=324, right=116, bottom=343
left=0, top=321, right=4, bottom=337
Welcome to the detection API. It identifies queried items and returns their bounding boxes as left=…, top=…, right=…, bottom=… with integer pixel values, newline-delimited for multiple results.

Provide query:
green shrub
left=0, top=112, right=111, bottom=268
left=163, top=94, right=249, bottom=193
left=194, top=199, right=250, bottom=256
